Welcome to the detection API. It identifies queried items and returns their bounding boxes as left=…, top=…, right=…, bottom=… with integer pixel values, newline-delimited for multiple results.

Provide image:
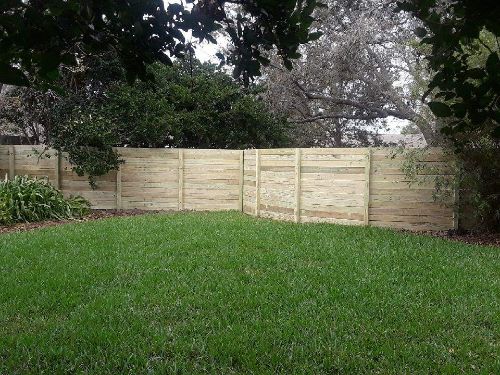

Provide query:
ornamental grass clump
left=0, top=175, right=90, bottom=225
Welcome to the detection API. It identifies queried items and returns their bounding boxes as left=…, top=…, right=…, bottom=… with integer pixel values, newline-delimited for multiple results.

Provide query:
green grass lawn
left=0, top=212, right=499, bottom=374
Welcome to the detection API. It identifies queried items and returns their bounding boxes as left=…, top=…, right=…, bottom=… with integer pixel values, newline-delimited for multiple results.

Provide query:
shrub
left=0, top=175, right=90, bottom=225
left=455, top=137, right=500, bottom=231
left=394, top=137, right=500, bottom=232
left=47, top=60, right=290, bottom=184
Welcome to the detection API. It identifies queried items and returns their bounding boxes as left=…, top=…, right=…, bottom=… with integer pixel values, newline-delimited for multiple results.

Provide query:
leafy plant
left=0, top=0, right=323, bottom=86
left=3, top=57, right=290, bottom=186
left=46, top=60, right=290, bottom=184
left=0, top=175, right=90, bottom=225
left=455, top=136, right=500, bottom=231
left=393, top=142, right=500, bottom=232
left=398, top=1, right=500, bottom=142
left=390, top=147, right=456, bottom=204
left=92, top=61, right=291, bottom=150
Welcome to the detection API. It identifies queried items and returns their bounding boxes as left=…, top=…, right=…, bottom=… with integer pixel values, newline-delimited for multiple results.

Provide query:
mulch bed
left=0, top=210, right=164, bottom=235
left=410, top=230, right=500, bottom=248
left=1, top=210, right=499, bottom=247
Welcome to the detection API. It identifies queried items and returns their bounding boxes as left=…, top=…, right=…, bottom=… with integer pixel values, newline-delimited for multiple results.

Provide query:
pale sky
left=163, top=0, right=220, bottom=63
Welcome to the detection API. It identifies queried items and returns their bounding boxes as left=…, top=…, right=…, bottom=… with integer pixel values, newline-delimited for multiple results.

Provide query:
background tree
left=397, top=0, right=500, bottom=142
left=0, top=51, right=124, bottom=145
left=262, top=0, right=440, bottom=146
left=0, top=84, right=57, bottom=143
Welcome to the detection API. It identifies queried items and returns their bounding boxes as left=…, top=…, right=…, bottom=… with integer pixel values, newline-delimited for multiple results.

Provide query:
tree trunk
left=333, top=122, right=343, bottom=147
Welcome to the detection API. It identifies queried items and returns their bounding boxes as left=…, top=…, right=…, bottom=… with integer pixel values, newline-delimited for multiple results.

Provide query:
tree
left=262, top=0, right=441, bottom=146
left=57, top=60, right=290, bottom=150
left=392, top=1, right=500, bottom=231
left=0, top=83, right=56, bottom=142
left=2, top=57, right=290, bottom=183
left=397, top=0, right=500, bottom=142
left=1, top=51, right=125, bottom=143
left=0, top=0, right=323, bottom=86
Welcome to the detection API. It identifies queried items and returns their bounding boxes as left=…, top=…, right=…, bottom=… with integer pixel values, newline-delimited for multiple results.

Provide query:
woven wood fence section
left=0, top=145, right=456, bottom=231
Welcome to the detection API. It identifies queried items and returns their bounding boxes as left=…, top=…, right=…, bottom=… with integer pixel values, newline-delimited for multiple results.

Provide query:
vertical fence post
left=364, top=148, right=372, bottom=226
left=8, top=145, right=15, bottom=180
left=255, top=149, right=261, bottom=217
left=239, top=150, right=244, bottom=212
left=178, top=149, right=184, bottom=211
left=54, top=151, right=61, bottom=190
left=116, top=166, right=122, bottom=210
left=294, top=148, right=302, bottom=223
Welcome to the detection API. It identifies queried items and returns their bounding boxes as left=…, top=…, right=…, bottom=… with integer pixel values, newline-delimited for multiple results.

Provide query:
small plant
left=390, top=147, right=456, bottom=202
left=0, top=175, right=90, bottom=225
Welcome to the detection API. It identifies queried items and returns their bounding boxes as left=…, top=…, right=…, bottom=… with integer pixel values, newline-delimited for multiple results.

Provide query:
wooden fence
left=0, top=145, right=456, bottom=231
left=243, top=148, right=455, bottom=231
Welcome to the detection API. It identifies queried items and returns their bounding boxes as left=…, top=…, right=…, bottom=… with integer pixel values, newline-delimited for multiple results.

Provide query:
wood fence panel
left=369, top=148, right=454, bottom=231
left=182, top=149, right=241, bottom=211
left=0, top=146, right=9, bottom=179
left=60, top=156, right=117, bottom=209
left=12, top=146, right=57, bottom=183
left=243, top=147, right=454, bottom=231
left=118, top=148, right=179, bottom=211
left=243, top=149, right=257, bottom=215
left=258, top=149, right=296, bottom=221
left=0, top=145, right=455, bottom=231
left=239, top=150, right=244, bottom=211
left=300, top=148, right=366, bottom=225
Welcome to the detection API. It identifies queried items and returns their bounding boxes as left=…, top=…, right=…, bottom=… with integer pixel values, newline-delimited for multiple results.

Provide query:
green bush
left=0, top=175, right=90, bottom=225
left=48, top=60, right=290, bottom=184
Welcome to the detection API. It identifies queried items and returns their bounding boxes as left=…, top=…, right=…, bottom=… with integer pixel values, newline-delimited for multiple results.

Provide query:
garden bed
left=0, top=209, right=164, bottom=235
left=412, top=229, right=500, bottom=247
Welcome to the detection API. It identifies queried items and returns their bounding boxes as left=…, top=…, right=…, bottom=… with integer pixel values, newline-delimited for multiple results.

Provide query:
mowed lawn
left=0, top=212, right=499, bottom=374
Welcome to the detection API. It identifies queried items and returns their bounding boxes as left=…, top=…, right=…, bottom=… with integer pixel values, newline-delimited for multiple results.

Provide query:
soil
left=409, top=229, right=500, bottom=248
left=0, top=210, right=164, bottom=235
left=1, top=210, right=499, bottom=247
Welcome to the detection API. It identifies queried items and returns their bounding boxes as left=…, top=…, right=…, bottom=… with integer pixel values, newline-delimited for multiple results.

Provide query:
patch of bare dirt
left=0, top=210, right=167, bottom=235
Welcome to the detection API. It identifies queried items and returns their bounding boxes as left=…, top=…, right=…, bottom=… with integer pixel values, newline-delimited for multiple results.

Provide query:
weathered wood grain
left=246, top=147, right=455, bottom=231
left=0, top=146, right=455, bottom=231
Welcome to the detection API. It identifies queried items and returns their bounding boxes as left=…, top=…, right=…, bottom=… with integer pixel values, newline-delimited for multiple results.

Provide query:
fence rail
left=0, top=145, right=456, bottom=231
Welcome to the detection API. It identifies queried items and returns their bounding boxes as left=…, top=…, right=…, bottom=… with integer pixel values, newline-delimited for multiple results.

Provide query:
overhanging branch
left=292, top=80, right=415, bottom=121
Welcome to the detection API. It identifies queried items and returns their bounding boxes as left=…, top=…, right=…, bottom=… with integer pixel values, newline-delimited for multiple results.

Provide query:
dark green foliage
left=0, top=0, right=323, bottom=86
left=49, top=104, right=124, bottom=186
left=204, top=0, right=326, bottom=85
left=0, top=175, right=90, bottom=224
left=456, top=137, right=500, bottom=231
left=0, top=212, right=499, bottom=373
left=49, top=60, right=290, bottom=183
left=105, top=62, right=291, bottom=149
left=397, top=1, right=500, bottom=230
left=2, top=54, right=289, bottom=185
left=397, top=0, right=500, bottom=142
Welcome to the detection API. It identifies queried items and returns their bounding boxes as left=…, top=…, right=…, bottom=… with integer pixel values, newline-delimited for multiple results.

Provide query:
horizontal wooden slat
left=241, top=146, right=453, bottom=231
left=0, top=145, right=454, bottom=231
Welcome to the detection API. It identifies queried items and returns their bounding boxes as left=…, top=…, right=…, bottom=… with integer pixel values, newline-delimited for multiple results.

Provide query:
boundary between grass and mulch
left=0, top=210, right=498, bottom=247
left=0, top=210, right=166, bottom=235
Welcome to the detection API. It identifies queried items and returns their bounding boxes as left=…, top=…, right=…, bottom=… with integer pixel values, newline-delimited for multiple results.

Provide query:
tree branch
left=292, top=113, right=381, bottom=124
left=292, top=80, right=415, bottom=121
